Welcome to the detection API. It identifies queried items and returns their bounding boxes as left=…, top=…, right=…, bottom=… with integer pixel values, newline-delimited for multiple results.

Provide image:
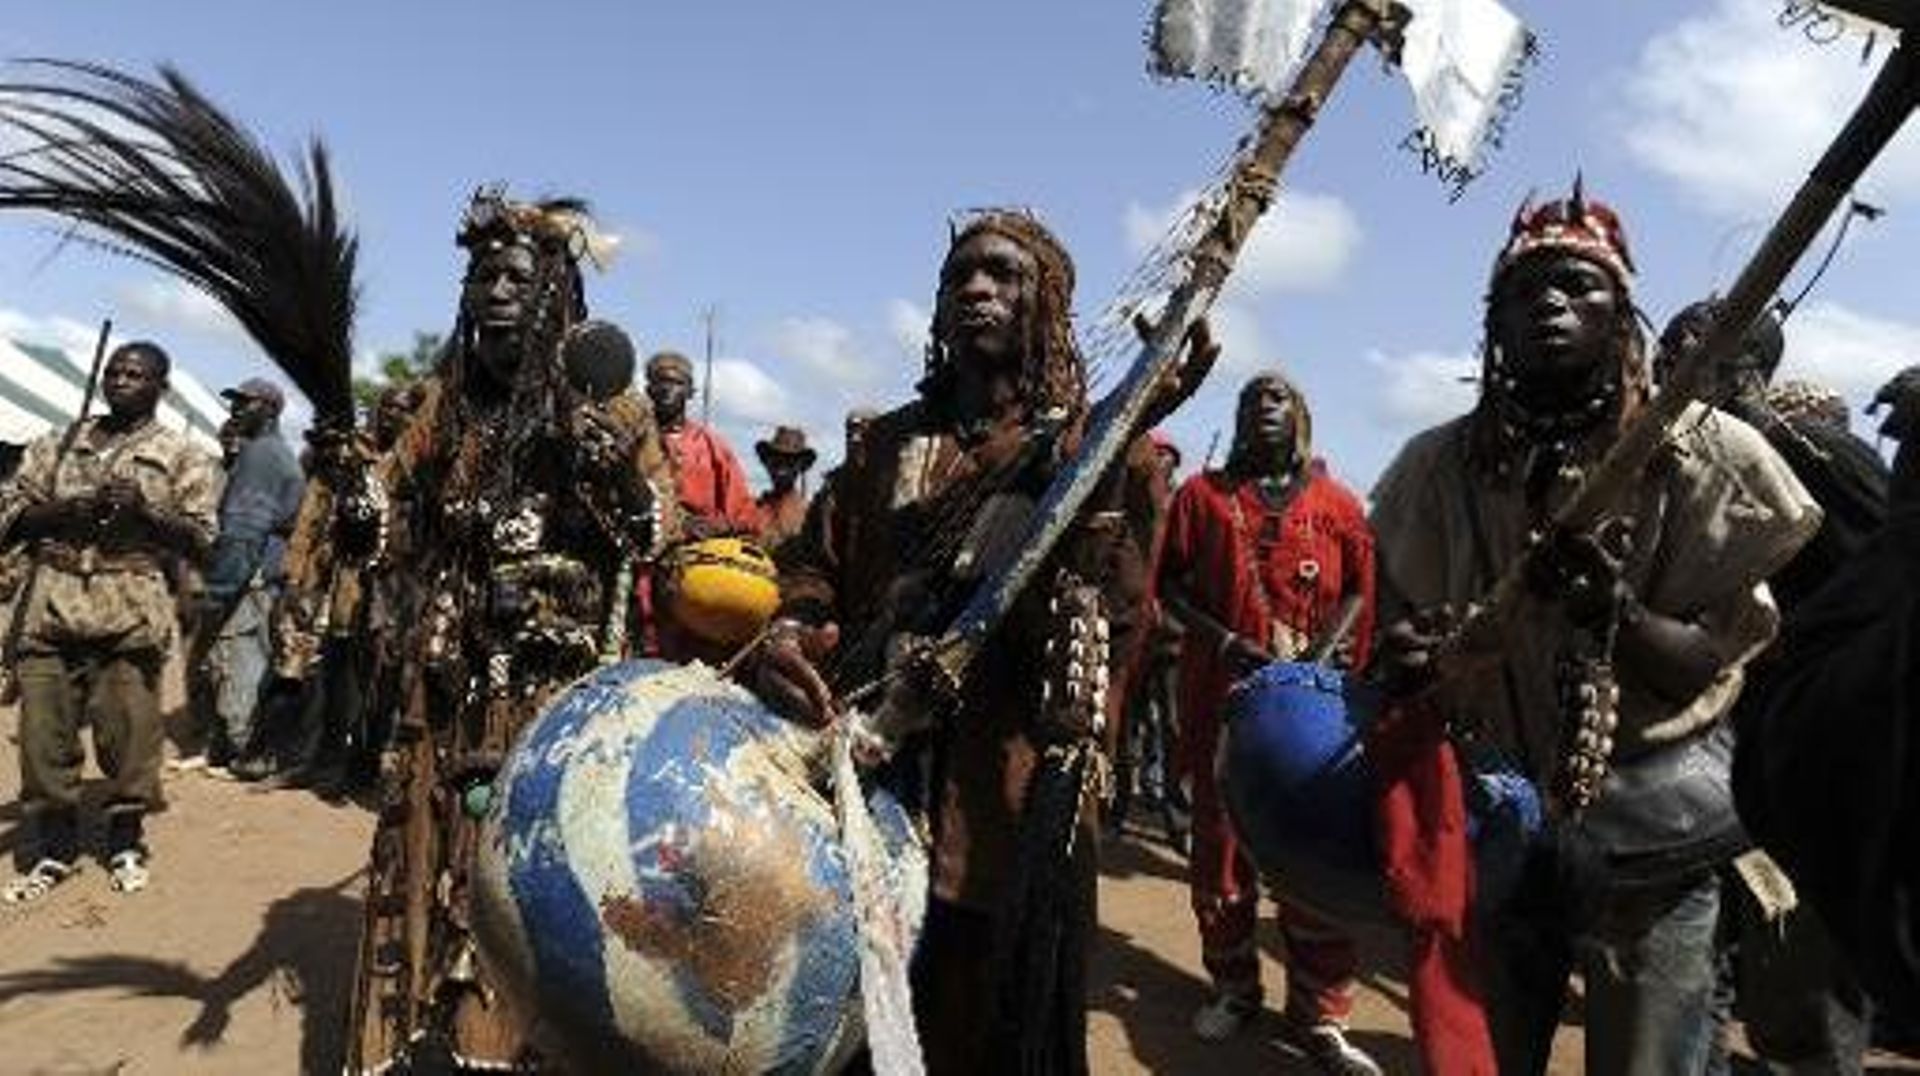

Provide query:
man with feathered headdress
left=749, top=208, right=1210, bottom=1073
left=0, top=66, right=668, bottom=1066
left=342, top=188, right=677, bottom=1073
left=1369, top=181, right=1820, bottom=1074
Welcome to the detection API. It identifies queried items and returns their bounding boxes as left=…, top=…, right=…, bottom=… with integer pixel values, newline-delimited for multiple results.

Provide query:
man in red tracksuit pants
left=1156, top=371, right=1380, bottom=1075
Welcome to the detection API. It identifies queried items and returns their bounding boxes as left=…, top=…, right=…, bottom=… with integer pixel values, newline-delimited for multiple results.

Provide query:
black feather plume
left=0, top=60, right=359, bottom=420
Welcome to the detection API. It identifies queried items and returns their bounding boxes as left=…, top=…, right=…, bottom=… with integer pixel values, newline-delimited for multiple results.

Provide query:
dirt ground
left=0, top=666, right=1913, bottom=1074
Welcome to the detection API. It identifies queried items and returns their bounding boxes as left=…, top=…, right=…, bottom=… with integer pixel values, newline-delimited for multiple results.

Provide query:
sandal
left=107, top=850, right=150, bottom=894
left=2, top=858, right=78, bottom=905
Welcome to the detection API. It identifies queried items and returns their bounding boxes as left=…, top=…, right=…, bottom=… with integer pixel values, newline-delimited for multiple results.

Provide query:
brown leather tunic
left=777, top=399, right=1140, bottom=909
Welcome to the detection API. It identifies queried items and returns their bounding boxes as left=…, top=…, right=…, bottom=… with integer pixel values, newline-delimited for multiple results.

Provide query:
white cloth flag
left=1149, top=0, right=1534, bottom=181
left=1148, top=0, right=1327, bottom=98
left=1396, top=0, right=1532, bottom=169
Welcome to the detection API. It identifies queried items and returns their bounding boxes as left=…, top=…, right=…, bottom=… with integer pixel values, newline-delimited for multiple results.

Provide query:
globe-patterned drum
left=1220, top=662, right=1541, bottom=924
left=472, top=659, right=925, bottom=1074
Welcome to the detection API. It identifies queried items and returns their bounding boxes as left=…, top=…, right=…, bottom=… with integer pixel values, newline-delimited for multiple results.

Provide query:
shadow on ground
left=0, top=870, right=361, bottom=1073
left=1100, top=828, right=1191, bottom=886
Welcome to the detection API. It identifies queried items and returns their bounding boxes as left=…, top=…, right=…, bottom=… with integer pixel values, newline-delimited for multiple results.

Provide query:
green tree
left=352, top=331, right=443, bottom=412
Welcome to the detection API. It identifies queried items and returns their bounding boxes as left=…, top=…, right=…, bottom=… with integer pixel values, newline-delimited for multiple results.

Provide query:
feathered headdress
left=1473, top=177, right=1650, bottom=477
left=1490, top=175, right=1637, bottom=295
left=457, top=185, right=620, bottom=270
left=0, top=60, right=360, bottom=420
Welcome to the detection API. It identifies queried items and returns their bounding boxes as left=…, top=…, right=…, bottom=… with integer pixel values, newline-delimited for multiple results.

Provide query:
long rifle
left=1, top=317, right=113, bottom=697
left=1437, top=34, right=1920, bottom=680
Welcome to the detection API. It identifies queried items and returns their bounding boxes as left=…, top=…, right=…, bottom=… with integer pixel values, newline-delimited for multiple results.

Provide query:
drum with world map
left=472, top=659, right=926, bottom=1074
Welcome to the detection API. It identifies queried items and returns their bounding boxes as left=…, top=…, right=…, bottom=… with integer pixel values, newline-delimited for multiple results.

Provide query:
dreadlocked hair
left=442, top=187, right=605, bottom=502
left=1470, top=180, right=1653, bottom=486
left=922, top=208, right=1086, bottom=422
left=444, top=189, right=603, bottom=393
left=1468, top=284, right=1651, bottom=486
left=1224, top=370, right=1314, bottom=482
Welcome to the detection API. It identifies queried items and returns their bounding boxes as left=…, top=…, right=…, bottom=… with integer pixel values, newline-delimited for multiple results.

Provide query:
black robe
left=1732, top=502, right=1920, bottom=1027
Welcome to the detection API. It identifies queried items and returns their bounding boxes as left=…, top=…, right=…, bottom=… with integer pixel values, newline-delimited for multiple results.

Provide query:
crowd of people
left=0, top=173, right=1917, bottom=1076
left=0, top=300, right=830, bottom=871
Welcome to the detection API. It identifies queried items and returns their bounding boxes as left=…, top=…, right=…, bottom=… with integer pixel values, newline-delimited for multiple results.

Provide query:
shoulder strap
left=1226, top=476, right=1308, bottom=652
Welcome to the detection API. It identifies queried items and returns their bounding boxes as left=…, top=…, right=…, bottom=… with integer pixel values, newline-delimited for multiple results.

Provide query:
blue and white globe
left=472, top=659, right=926, bottom=1074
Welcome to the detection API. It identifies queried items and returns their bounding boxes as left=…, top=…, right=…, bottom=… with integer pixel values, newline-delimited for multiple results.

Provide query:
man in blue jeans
left=1656, top=306, right=1885, bottom=1075
left=1369, top=182, right=1821, bottom=1073
left=191, top=377, right=304, bottom=772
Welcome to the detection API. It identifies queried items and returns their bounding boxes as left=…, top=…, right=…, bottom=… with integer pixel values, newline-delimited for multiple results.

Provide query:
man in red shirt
left=1156, top=371, right=1380, bottom=1074
left=645, top=349, right=759, bottom=536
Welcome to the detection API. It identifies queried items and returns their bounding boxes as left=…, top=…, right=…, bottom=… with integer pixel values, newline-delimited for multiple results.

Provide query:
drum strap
left=1227, top=480, right=1307, bottom=658
left=833, top=728, right=928, bottom=1075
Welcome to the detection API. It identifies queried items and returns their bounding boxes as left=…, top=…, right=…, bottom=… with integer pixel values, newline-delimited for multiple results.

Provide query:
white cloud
left=1124, top=187, right=1362, bottom=295
left=118, top=278, right=248, bottom=344
left=887, top=298, right=930, bottom=360
left=769, top=315, right=874, bottom=384
left=1208, top=299, right=1270, bottom=372
left=1780, top=300, right=1920, bottom=404
left=707, top=355, right=791, bottom=426
left=352, top=347, right=389, bottom=380
left=1619, top=0, right=1920, bottom=217
left=1363, top=347, right=1480, bottom=432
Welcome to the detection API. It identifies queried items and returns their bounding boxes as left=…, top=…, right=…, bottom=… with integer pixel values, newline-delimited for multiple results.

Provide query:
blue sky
left=1, top=1, right=1915, bottom=492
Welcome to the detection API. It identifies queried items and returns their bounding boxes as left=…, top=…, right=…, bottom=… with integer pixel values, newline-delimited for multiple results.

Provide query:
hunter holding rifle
left=0, top=341, right=220, bottom=904
left=1369, top=182, right=1820, bottom=1075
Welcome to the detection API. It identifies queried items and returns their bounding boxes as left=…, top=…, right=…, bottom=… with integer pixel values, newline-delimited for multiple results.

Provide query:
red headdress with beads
left=1489, top=175, right=1636, bottom=294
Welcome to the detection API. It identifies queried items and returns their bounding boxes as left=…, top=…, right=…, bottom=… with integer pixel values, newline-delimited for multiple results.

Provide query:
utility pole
left=701, top=305, right=718, bottom=426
